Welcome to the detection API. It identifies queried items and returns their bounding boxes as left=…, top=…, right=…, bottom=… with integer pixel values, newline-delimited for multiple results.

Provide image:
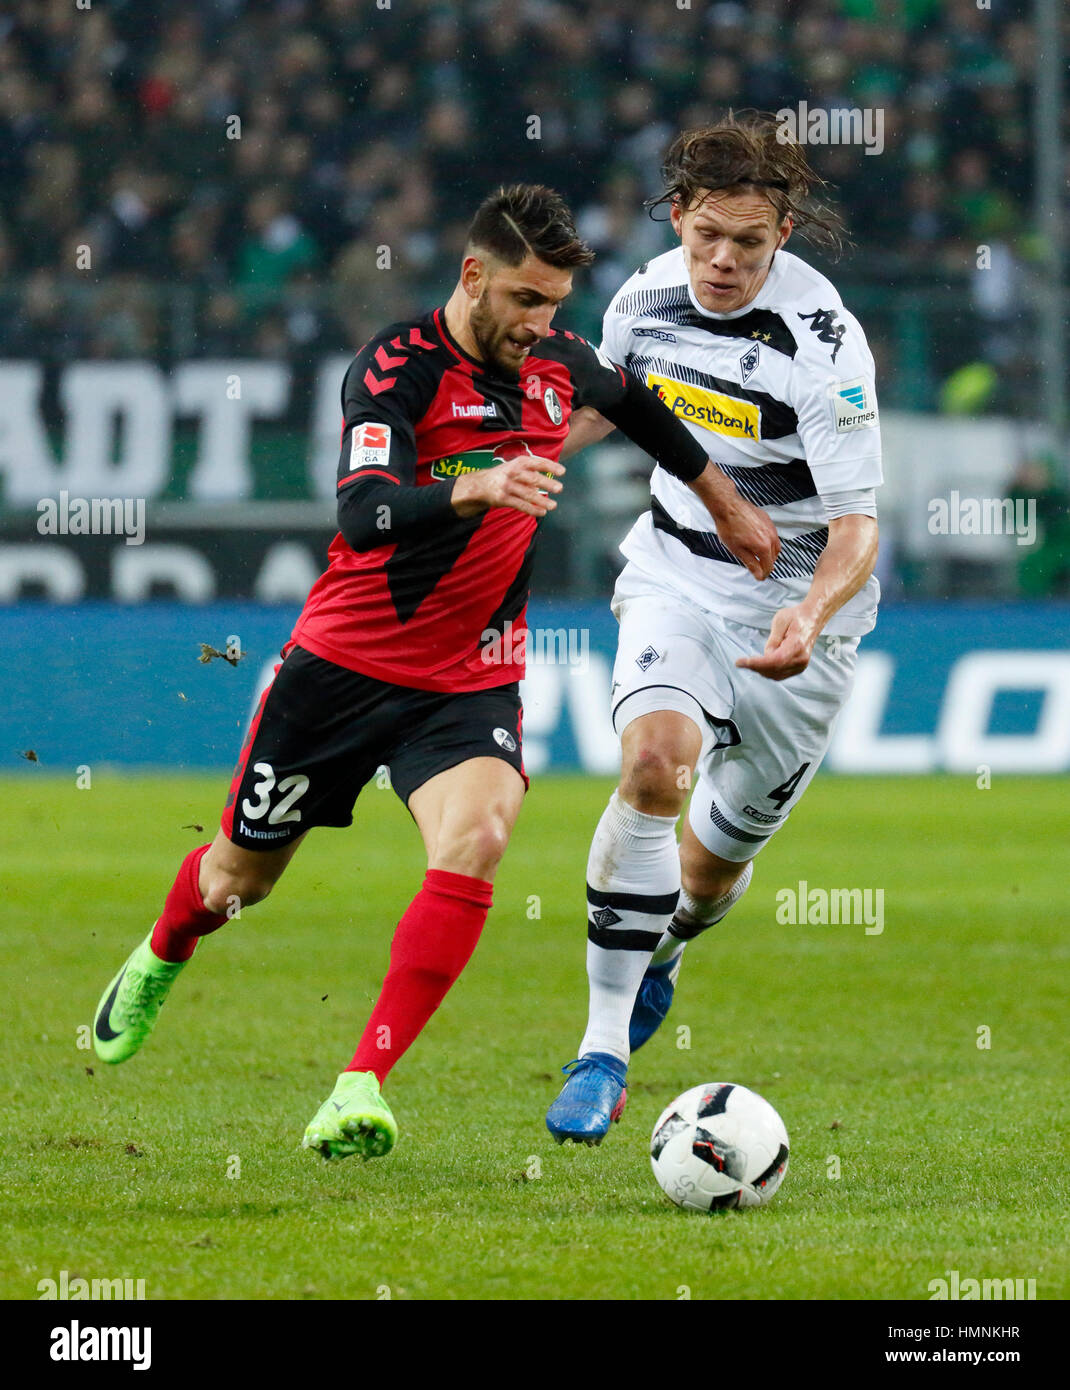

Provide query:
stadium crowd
left=0, top=0, right=1047, bottom=397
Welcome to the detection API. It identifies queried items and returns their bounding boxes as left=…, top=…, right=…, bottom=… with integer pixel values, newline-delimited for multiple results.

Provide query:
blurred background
left=1, top=0, right=1067, bottom=776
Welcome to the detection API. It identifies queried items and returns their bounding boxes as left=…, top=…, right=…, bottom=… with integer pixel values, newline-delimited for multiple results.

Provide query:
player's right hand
left=451, top=455, right=565, bottom=520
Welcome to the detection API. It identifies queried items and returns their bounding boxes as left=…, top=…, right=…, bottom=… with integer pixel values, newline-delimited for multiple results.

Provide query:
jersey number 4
left=768, top=762, right=810, bottom=811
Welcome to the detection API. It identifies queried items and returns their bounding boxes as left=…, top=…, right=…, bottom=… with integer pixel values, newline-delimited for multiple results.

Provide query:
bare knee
left=431, top=811, right=511, bottom=881
left=619, top=712, right=701, bottom=817
left=620, top=743, right=692, bottom=816
left=200, top=861, right=279, bottom=916
left=196, top=827, right=304, bottom=915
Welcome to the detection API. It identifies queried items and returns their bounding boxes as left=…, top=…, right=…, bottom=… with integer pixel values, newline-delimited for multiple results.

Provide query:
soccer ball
left=650, top=1082, right=789, bottom=1212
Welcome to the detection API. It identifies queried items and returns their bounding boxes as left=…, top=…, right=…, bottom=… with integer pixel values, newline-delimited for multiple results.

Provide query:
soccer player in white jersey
left=546, top=116, right=882, bottom=1143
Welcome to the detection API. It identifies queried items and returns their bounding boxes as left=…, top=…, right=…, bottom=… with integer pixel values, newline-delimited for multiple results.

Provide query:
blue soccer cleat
left=545, top=1052, right=628, bottom=1145
left=628, top=954, right=683, bottom=1052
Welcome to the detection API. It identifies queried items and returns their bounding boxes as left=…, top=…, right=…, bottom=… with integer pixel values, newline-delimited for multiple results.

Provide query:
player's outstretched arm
left=561, top=406, right=615, bottom=459
left=736, top=514, right=879, bottom=681
left=594, top=373, right=780, bottom=580
left=451, top=455, right=565, bottom=520
left=687, top=462, right=780, bottom=581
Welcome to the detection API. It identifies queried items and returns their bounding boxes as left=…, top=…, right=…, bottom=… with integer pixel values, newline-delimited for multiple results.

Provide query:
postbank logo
left=646, top=373, right=759, bottom=440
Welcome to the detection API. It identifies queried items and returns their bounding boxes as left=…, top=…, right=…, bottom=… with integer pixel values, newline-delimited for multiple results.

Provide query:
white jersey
left=602, top=246, right=882, bottom=636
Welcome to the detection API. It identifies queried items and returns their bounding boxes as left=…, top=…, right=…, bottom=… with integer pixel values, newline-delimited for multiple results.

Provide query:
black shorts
left=221, top=644, right=527, bottom=851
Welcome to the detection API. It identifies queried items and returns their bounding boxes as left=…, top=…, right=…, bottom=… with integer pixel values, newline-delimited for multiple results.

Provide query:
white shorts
left=610, top=564, right=859, bottom=862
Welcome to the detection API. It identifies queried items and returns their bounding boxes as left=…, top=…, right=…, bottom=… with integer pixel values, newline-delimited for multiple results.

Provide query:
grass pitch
left=2, top=772, right=1066, bottom=1301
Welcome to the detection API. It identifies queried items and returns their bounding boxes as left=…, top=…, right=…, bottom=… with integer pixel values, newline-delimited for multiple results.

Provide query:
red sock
left=348, top=869, right=494, bottom=1084
left=149, top=845, right=229, bottom=963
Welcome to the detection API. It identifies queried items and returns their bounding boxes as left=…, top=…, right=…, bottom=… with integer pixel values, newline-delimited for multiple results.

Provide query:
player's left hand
left=736, top=605, right=819, bottom=681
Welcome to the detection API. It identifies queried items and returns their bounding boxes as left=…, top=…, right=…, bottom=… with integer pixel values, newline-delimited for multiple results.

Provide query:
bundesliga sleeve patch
left=829, top=378, right=878, bottom=433
left=349, top=422, right=392, bottom=470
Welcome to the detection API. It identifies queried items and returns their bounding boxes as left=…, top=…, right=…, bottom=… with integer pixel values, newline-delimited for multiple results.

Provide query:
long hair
left=648, top=112, right=850, bottom=258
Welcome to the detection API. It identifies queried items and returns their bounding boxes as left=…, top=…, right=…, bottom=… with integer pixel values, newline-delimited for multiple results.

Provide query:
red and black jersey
left=290, top=307, right=636, bottom=692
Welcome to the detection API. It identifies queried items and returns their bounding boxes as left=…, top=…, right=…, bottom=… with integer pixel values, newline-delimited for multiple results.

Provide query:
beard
left=470, top=289, right=523, bottom=379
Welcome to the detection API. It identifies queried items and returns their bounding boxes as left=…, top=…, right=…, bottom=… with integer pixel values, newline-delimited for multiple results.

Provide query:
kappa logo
left=349, top=422, right=391, bottom=471
left=492, top=727, right=517, bottom=752
left=798, top=307, right=846, bottom=362
left=635, top=645, right=660, bottom=672
left=634, top=326, right=678, bottom=343
left=739, top=342, right=760, bottom=383
left=829, top=376, right=878, bottom=433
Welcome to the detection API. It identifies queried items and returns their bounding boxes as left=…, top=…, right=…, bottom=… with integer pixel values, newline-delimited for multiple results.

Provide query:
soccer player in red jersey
left=92, top=185, right=777, bottom=1159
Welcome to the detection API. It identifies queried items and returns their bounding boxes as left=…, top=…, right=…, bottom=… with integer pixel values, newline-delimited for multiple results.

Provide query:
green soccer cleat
left=302, top=1071, right=398, bottom=1161
left=93, top=933, right=187, bottom=1064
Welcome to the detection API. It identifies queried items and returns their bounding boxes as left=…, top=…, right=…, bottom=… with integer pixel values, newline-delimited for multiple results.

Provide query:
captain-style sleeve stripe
left=338, top=468, right=399, bottom=490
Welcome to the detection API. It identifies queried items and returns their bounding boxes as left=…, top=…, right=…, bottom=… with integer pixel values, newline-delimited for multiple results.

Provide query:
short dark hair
left=466, top=184, right=595, bottom=269
left=650, top=112, right=849, bottom=258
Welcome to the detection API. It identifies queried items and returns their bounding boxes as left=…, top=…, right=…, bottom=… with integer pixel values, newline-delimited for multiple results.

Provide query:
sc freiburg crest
left=543, top=386, right=563, bottom=425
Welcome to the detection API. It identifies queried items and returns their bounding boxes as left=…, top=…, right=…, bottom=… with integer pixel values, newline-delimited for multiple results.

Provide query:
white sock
left=650, top=860, right=754, bottom=966
left=579, top=791, right=680, bottom=1064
